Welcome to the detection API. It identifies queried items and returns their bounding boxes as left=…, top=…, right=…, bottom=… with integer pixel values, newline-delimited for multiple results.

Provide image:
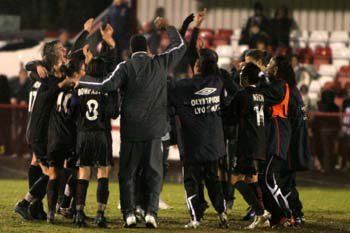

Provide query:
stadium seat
left=308, top=30, right=329, bottom=51
left=313, top=46, right=332, bottom=69
left=218, top=29, right=233, bottom=38
left=309, top=30, right=329, bottom=43
left=297, top=47, right=313, bottom=64
left=233, top=44, right=249, bottom=60
left=218, top=56, right=232, bottom=70
left=329, top=42, right=347, bottom=53
left=308, top=80, right=322, bottom=108
left=319, top=76, right=335, bottom=87
left=332, top=47, right=350, bottom=68
left=318, top=64, right=337, bottom=77
left=298, top=30, right=309, bottom=48
left=199, top=28, right=215, bottom=47
left=213, top=35, right=230, bottom=47
left=216, top=45, right=234, bottom=58
left=329, top=31, right=349, bottom=43
left=275, top=47, right=292, bottom=56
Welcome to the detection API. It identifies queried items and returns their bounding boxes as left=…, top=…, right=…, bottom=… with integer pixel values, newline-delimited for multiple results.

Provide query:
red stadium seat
left=275, top=47, right=292, bottom=57
left=199, top=28, right=215, bottom=47
left=313, top=46, right=332, bottom=69
left=336, top=65, right=350, bottom=88
left=217, top=29, right=233, bottom=38
left=296, top=47, right=313, bottom=64
left=213, top=34, right=230, bottom=47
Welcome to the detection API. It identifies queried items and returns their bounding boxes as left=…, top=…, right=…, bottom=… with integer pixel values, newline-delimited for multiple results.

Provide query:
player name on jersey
left=77, top=88, right=106, bottom=96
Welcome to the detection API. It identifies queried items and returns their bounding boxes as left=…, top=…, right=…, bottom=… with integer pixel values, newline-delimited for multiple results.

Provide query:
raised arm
left=78, top=60, right=128, bottom=92
left=155, top=17, right=187, bottom=70
left=70, top=18, right=94, bottom=53
left=179, top=14, right=194, bottom=38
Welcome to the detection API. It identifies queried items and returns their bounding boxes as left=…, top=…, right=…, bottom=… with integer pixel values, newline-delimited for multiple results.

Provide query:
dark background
left=0, top=0, right=111, bottom=32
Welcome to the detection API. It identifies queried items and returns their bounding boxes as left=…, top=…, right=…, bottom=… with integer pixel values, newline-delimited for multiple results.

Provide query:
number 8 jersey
left=230, top=86, right=266, bottom=161
left=73, top=87, right=119, bottom=132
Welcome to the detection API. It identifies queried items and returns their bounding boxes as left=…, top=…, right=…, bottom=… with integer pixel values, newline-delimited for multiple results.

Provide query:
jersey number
left=57, top=92, right=72, bottom=113
left=28, top=91, right=37, bottom=113
left=254, top=104, right=265, bottom=126
left=86, top=99, right=99, bottom=121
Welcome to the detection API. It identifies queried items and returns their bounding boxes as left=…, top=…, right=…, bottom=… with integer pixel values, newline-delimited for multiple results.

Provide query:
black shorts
left=29, top=142, right=48, bottom=166
left=233, top=157, right=263, bottom=176
left=47, top=148, right=77, bottom=169
left=76, top=131, right=113, bottom=167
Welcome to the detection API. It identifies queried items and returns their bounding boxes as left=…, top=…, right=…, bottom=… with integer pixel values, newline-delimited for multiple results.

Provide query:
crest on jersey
left=194, top=87, right=217, bottom=96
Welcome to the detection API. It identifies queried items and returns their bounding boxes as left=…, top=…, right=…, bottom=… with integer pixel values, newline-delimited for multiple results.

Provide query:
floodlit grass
left=0, top=179, right=349, bottom=233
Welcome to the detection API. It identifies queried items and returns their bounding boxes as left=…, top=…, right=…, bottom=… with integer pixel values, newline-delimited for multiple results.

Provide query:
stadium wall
left=137, top=0, right=350, bottom=31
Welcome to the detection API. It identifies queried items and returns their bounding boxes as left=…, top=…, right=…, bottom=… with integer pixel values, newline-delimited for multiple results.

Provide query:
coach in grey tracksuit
left=78, top=23, right=186, bottom=223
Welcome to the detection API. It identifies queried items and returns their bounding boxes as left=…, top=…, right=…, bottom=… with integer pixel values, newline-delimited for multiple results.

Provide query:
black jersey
left=47, top=87, right=76, bottom=153
left=169, top=75, right=225, bottom=163
left=74, top=85, right=119, bottom=132
left=231, top=86, right=266, bottom=161
left=26, top=74, right=61, bottom=145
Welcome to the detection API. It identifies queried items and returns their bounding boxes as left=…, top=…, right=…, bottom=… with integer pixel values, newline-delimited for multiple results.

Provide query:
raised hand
left=84, top=18, right=94, bottom=33
left=195, top=8, right=207, bottom=27
left=83, top=44, right=93, bottom=64
left=100, top=24, right=115, bottom=48
left=154, top=17, right=169, bottom=30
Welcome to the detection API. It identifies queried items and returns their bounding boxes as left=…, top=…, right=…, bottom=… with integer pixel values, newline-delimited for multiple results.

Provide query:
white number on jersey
left=254, top=104, right=265, bottom=126
left=86, top=99, right=99, bottom=121
left=56, top=92, right=72, bottom=113
left=28, top=91, right=37, bottom=113
left=28, top=81, right=42, bottom=113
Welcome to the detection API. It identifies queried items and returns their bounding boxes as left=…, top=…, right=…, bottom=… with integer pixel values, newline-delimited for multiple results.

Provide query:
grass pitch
left=0, top=179, right=349, bottom=233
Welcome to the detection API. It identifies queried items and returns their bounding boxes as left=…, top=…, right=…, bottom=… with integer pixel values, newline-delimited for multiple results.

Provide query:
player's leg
left=119, top=140, right=143, bottom=228
left=75, top=166, right=91, bottom=227
left=94, top=166, right=111, bottom=228
left=15, top=150, right=49, bottom=220
left=183, top=162, right=202, bottom=229
left=204, top=160, right=228, bottom=229
left=28, top=154, right=42, bottom=189
left=159, top=136, right=171, bottom=210
left=142, top=138, right=163, bottom=228
left=59, top=158, right=78, bottom=218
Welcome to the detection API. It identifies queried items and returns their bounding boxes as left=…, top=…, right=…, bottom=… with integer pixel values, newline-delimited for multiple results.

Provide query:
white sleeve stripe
left=79, top=61, right=127, bottom=86
left=159, top=29, right=184, bottom=56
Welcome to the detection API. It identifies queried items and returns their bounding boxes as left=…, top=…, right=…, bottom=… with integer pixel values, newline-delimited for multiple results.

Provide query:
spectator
left=312, top=90, right=340, bottom=172
left=299, top=85, right=311, bottom=111
left=58, top=30, right=72, bottom=51
left=9, top=68, right=31, bottom=105
left=103, top=0, right=134, bottom=62
left=290, top=54, right=317, bottom=89
left=270, top=5, right=299, bottom=48
left=0, top=75, right=10, bottom=104
left=339, top=86, right=350, bottom=172
left=240, top=2, right=270, bottom=46
left=0, top=75, right=11, bottom=156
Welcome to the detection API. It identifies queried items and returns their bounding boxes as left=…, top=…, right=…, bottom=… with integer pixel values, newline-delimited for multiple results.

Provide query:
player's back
left=235, top=86, right=266, bottom=160
left=26, top=75, right=61, bottom=144
left=75, top=87, right=111, bottom=132
left=47, top=87, right=76, bottom=152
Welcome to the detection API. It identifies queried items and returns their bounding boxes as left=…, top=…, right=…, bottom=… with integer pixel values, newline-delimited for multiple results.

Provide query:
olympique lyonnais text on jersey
left=169, top=75, right=225, bottom=163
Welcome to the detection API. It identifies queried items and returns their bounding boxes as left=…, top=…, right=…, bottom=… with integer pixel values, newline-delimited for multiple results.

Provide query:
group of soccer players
left=13, top=8, right=310, bottom=230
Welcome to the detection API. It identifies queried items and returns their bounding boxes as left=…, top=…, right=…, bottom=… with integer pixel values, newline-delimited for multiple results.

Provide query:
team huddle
left=13, top=9, right=311, bottom=230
